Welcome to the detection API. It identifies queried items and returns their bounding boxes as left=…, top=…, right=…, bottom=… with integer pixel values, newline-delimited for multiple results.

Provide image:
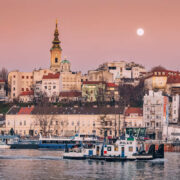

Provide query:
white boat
left=63, top=135, right=163, bottom=161
left=39, top=134, right=100, bottom=150
left=0, top=141, right=10, bottom=149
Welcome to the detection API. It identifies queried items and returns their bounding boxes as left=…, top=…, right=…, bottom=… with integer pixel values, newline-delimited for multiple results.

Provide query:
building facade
left=143, top=90, right=169, bottom=140
left=124, top=107, right=144, bottom=128
left=0, top=80, right=6, bottom=101
left=5, top=106, right=124, bottom=138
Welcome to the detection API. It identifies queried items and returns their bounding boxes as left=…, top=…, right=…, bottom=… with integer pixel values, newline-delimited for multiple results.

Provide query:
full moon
left=137, top=28, right=144, bottom=36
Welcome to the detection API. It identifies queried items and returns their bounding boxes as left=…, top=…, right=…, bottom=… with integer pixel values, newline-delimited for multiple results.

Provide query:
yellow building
left=145, top=70, right=176, bottom=90
left=5, top=106, right=124, bottom=138
left=8, top=71, right=33, bottom=100
left=50, top=20, right=62, bottom=72
left=60, top=59, right=82, bottom=92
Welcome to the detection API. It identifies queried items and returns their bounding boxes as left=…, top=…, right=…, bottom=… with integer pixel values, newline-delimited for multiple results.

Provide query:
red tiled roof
left=59, top=91, right=82, bottom=97
left=167, top=76, right=180, bottom=84
left=83, top=81, right=106, bottom=85
left=125, top=107, right=143, bottom=116
left=145, top=70, right=180, bottom=79
left=43, top=73, right=60, bottom=79
left=0, top=79, right=5, bottom=83
left=18, top=107, right=34, bottom=115
left=20, top=91, right=34, bottom=96
left=106, top=83, right=118, bottom=87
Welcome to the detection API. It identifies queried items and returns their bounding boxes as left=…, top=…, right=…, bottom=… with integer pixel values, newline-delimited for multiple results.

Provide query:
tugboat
left=63, top=135, right=164, bottom=161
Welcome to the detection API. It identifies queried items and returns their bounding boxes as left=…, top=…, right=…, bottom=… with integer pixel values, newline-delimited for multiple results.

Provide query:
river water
left=0, top=150, right=179, bottom=180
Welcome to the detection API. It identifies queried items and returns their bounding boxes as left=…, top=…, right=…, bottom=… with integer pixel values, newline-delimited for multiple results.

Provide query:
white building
left=42, top=73, right=60, bottom=101
left=98, top=61, right=146, bottom=82
left=143, top=90, right=169, bottom=140
left=0, top=80, right=6, bottom=101
left=171, top=94, right=180, bottom=124
left=163, top=125, right=180, bottom=141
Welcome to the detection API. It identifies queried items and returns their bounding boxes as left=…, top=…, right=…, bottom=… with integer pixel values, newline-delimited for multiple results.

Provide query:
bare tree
left=98, top=114, right=115, bottom=140
left=33, top=105, right=57, bottom=136
left=151, top=65, right=166, bottom=72
left=0, top=68, right=8, bottom=81
left=0, top=68, right=9, bottom=95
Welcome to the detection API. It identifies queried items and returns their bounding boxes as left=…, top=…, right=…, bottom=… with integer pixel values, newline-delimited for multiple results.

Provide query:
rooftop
left=125, top=107, right=143, bottom=116
left=20, top=91, right=34, bottom=96
left=43, top=73, right=60, bottom=79
left=7, top=106, right=124, bottom=115
left=0, top=80, right=5, bottom=83
left=59, top=91, right=82, bottom=97
left=18, top=107, right=34, bottom=115
left=83, top=81, right=106, bottom=85
left=106, top=83, right=118, bottom=88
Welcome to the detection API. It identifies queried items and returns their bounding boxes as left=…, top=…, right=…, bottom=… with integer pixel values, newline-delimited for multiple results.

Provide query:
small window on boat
left=107, top=147, right=111, bottom=151
left=129, top=147, right=133, bottom=152
left=114, top=146, right=118, bottom=151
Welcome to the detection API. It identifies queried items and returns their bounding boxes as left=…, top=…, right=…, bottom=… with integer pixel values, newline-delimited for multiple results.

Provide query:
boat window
left=114, top=145, right=118, bottom=151
left=129, top=147, right=133, bottom=152
left=107, top=147, right=111, bottom=151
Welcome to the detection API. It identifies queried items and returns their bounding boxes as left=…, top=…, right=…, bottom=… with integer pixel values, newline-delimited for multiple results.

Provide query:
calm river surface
left=0, top=150, right=180, bottom=180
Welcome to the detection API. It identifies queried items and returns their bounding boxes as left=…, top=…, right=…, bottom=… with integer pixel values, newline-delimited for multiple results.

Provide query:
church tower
left=50, top=20, right=62, bottom=72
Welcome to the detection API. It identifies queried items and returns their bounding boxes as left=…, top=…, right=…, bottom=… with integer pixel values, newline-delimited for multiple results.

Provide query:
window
left=20, top=122, right=22, bottom=126
left=114, top=146, right=118, bottom=151
left=146, top=122, right=149, bottom=127
left=92, top=130, right=96, bottom=134
left=24, top=121, right=26, bottom=126
left=129, top=147, right=133, bottom=152
left=13, top=87, right=15, bottom=91
left=22, top=88, right=24, bottom=91
left=55, top=58, right=58, bottom=63
left=56, top=121, right=58, bottom=125
left=22, top=76, right=24, bottom=79
left=72, top=121, right=74, bottom=126
left=44, top=86, right=47, bottom=89
left=26, top=76, right=29, bottom=79
left=53, top=86, right=56, bottom=89
left=156, top=122, right=159, bottom=127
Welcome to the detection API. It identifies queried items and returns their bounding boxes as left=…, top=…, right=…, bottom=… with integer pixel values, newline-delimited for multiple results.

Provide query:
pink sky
left=0, top=0, right=180, bottom=73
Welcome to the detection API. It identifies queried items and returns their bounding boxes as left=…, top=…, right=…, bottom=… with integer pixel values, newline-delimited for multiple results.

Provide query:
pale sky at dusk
left=0, top=0, right=180, bottom=73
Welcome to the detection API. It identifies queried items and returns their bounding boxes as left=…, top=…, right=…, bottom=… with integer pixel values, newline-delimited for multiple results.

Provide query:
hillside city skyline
left=1, top=0, right=180, bottom=73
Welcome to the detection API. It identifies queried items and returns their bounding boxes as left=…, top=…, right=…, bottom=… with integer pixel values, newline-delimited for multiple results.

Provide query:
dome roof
left=61, top=59, right=70, bottom=64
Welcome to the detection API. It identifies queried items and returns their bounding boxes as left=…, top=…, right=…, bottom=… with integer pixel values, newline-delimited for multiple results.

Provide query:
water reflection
left=0, top=150, right=179, bottom=180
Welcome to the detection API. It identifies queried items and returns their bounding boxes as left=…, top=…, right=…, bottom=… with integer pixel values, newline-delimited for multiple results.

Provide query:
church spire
left=52, top=19, right=61, bottom=50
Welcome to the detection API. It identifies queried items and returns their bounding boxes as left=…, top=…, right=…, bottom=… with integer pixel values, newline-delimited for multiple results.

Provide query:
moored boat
left=0, top=141, right=10, bottom=149
left=39, top=134, right=99, bottom=150
left=63, top=135, right=164, bottom=161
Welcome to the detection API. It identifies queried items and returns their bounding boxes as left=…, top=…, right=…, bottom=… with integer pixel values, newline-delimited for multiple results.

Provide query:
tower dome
left=60, top=58, right=71, bottom=72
